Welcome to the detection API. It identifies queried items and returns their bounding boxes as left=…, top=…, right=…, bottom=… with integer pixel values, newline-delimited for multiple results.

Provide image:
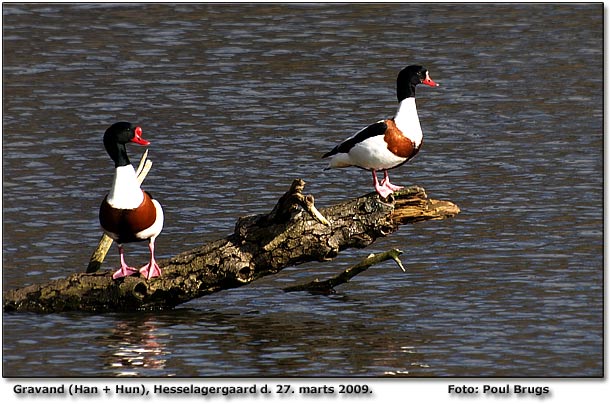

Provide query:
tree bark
left=3, top=179, right=459, bottom=313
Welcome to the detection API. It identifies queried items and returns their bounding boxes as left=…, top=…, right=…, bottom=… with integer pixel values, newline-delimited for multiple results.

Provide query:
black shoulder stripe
left=322, top=121, right=388, bottom=158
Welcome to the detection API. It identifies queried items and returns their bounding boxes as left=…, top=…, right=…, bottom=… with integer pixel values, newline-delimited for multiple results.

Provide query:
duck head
left=396, top=65, right=438, bottom=101
left=103, top=122, right=149, bottom=167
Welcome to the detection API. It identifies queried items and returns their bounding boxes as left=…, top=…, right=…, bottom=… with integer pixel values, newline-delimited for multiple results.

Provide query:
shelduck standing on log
left=322, top=65, right=438, bottom=198
left=99, top=122, right=164, bottom=279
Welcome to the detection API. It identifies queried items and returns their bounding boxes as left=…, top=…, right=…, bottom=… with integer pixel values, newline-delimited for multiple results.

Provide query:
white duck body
left=327, top=97, right=423, bottom=171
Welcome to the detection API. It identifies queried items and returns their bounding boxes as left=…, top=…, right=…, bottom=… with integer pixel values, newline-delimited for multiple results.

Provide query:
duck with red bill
left=323, top=65, right=439, bottom=198
left=99, top=122, right=164, bottom=280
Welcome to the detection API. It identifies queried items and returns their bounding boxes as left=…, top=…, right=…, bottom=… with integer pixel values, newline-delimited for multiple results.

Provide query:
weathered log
left=3, top=180, right=459, bottom=313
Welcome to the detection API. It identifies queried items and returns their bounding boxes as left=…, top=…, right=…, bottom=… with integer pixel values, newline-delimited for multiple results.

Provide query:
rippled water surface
left=2, top=3, right=603, bottom=377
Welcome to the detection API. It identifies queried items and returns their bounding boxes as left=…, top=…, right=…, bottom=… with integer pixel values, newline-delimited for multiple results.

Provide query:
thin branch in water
left=283, top=248, right=405, bottom=294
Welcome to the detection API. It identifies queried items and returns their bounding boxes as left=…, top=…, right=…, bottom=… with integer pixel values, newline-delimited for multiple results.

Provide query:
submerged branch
left=283, top=248, right=405, bottom=294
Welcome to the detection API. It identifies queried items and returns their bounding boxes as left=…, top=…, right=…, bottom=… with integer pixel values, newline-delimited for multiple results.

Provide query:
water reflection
left=87, top=299, right=438, bottom=377
left=100, top=317, right=171, bottom=377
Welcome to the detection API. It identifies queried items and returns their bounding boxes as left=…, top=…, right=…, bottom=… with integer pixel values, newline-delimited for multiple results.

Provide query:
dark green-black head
left=396, top=65, right=438, bottom=101
left=103, top=122, right=149, bottom=167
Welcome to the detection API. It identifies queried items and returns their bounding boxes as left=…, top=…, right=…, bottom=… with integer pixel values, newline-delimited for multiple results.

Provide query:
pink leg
left=112, top=245, right=138, bottom=279
left=139, top=239, right=162, bottom=279
left=380, top=170, right=404, bottom=192
left=372, top=170, right=393, bottom=198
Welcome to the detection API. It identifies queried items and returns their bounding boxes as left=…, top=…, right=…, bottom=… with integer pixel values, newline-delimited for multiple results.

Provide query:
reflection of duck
left=323, top=65, right=438, bottom=198
left=99, top=122, right=164, bottom=279
left=102, top=318, right=169, bottom=376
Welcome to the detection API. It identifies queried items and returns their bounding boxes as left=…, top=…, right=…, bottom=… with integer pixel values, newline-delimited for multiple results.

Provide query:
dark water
left=2, top=3, right=603, bottom=377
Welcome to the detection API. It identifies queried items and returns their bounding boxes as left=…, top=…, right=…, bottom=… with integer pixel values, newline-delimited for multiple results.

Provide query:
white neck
left=107, top=165, right=144, bottom=209
left=394, top=97, right=423, bottom=147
